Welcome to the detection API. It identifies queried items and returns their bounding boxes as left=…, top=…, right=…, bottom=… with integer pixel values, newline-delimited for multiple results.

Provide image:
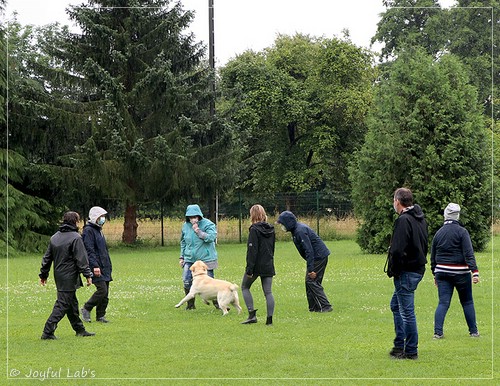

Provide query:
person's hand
left=40, top=278, right=47, bottom=286
left=473, top=275, right=480, bottom=284
left=308, top=271, right=317, bottom=280
left=86, top=277, right=92, bottom=286
left=434, top=277, right=437, bottom=287
left=179, top=258, right=185, bottom=268
left=93, top=267, right=101, bottom=277
left=192, top=222, right=199, bottom=233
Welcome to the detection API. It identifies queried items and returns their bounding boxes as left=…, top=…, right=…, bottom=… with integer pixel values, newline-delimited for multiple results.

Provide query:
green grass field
left=2, top=238, right=498, bottom=385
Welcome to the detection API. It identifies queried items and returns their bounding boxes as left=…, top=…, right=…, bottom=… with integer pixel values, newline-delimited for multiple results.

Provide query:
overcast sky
left=6, top=0, right=456, bottom=66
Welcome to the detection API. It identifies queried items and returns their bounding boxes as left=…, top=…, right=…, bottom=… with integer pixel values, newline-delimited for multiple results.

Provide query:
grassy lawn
left=1, top=237, right=498, bottom=385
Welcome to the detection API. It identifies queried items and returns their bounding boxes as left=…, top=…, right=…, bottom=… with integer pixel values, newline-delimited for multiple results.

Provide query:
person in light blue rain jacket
left=179, top=204, right=218, bottom=310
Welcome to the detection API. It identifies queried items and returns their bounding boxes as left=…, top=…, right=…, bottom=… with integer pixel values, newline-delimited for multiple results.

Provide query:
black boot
left=266, top=316, right=273, bottom=326
left=241, top=309, right=257, bottom=324
left=184, top=287, right=195, bottom=310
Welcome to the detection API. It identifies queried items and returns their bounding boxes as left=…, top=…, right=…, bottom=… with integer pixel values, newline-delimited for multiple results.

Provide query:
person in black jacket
left=241, top=205, right=276, bottom=325
left=39, top=211, right=95, bottom=339
left=277, top=210, right=332, bottom=313
left=387, top=188, right=428, bottom=360
left=431, top=203, right=480, bottom=339
left=81, top=206, right=113, bottom=323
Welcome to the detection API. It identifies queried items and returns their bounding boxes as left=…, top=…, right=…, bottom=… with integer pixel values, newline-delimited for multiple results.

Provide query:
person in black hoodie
left=39, top=211, right=95, bottom=339
left=387, top=188, right=428, bottom=360
left=277, top=210, right=333, bottom=313
left=241, top=205, right=276, bottom=325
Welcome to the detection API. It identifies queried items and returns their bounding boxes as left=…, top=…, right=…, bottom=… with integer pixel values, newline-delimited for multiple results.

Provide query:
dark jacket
left=388, top=204, right=428, bottom=277
left=430, top=220, right=478, bottom=274
left=39, top=223, right=92, bottom=291
left=278, top=211, right=330, bottom=273
left=245, top=222, right=276, bottom=277
left=82, top=222, right=112, bottom=282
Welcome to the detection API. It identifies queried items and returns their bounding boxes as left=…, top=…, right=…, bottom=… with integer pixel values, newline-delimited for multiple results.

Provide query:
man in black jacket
left=387, top=188, right=428, bottom=360
left=39, top=211, right=95, bottom=340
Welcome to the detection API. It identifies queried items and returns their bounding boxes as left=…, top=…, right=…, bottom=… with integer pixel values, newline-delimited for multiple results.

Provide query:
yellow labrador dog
left=175, top=260, right=242, bottom=316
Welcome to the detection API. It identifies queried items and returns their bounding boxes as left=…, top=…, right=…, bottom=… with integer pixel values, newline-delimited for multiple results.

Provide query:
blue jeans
left=182, top=261, right=214, bottom=289
left=434, top=272, right=477, bottom=335
left=390, top=271, right=423, bottom=355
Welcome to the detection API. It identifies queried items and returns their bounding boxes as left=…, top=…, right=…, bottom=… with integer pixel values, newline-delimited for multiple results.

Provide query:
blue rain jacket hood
left=277, top=211, right=297, bottom=232
left=185, top=204, right=204, bottom=220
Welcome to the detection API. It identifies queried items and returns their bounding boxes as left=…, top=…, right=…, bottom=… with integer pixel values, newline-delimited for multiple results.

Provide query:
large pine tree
left=46, top=0, right=234, bottom=243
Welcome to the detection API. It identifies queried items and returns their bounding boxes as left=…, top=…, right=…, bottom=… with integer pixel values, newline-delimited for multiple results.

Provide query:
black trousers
left=305, top=257, right=332, bottom=312
left=84, top=281, right=109, bottom=319
left=43, top=290, right=85, bottom=335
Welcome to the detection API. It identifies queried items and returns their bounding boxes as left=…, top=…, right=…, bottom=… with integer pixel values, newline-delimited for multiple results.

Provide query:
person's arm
left=82, top=228, right=101, bottom=277
left=73, top=237, right=93, bottom=283
left=39, top=244, right=53, bottom=285
left=194, top=220, right=217, bottom=242
left=462, top=230, right=479, bottom=283
left=245, top=227, right=258, bottom=276
left=179, top=226, right=187, bottom=267
left=388, top=217, right=409, bottom=275
left=297, top=229, right=315, bottom=274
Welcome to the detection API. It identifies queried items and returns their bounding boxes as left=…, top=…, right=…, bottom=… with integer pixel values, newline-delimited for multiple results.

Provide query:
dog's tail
left=229, top=283, right=239, bottom=291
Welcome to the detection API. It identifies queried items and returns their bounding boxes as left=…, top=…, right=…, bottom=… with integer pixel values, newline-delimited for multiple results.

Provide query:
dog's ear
left=190, top=264, right=195, bottom=272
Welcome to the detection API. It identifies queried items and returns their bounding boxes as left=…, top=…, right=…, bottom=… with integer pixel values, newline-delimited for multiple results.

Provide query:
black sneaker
left=403, top=352, right=418, bottom=360
left=76, top=330, right=95, bottom=337
left=96, top=317, right=109, bottom=323
left=433, top=333, right=444, bottom=339
left=81, top=307, right=91, bottom=322
left=393, top=351, right=418, bottom=360
left=41, top=333, right=57, bottom=340
left=389, top=347, right=404, bottom=358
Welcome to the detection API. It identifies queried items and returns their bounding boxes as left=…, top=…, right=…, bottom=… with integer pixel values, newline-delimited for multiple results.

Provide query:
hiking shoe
left=433, top=333, right=444, bottom=339
left=96, top=317, right=109, bottom=323
left=76, top=330, right=95, bottom=337
left=402, top=352, right=418, bottom=360
left=81, top=307, right=91, bottom=322
left=320, top=307, right=333, bottom=313
left=470, top=332, right=480, bottom=338
left=41, top=333, right=57, bottom=340
left=389, top=347, right=404, bottom=358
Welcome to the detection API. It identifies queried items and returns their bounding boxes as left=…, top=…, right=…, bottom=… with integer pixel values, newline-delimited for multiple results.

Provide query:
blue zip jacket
left=277, top=211, right=330, bottom=273
left=82, top=222, right=113, bottom=282
left=180, top=204, right=218, bottom=264
left=431, top=220, right=478, bottom=274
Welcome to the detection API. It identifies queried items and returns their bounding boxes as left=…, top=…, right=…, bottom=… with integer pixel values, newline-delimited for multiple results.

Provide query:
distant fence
left=85, top=191, right=354, bottom=246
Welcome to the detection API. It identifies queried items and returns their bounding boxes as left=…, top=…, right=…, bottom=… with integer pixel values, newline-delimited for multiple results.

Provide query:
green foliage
left=350, top=49, right=491, bottom=253
left=0, top=150, right=55, bottom=252
left=373, top=1, right=500, bottom=120
left=2, top=240, right=495, bottom=381
left=6, top=0, right=239, bottom=242
left=218, top=34, right=376, bottom=196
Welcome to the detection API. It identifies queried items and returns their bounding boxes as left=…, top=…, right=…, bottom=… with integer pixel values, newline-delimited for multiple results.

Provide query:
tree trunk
left=122, top=202, right=138, bottom=244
